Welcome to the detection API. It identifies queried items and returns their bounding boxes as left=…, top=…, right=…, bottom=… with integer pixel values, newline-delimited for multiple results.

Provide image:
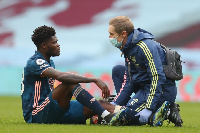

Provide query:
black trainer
left=168, top=103, right=183, bottom=127
left=90, top=113, right=116, bottom=125
left=90, top=95, right=116, bottom=125
left=104, top=113, right=116, bottom=124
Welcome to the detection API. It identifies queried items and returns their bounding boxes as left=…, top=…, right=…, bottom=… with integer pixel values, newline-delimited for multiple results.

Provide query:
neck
left=37, top=50, right=50, bottom=62
left=120, top=36, right=128, bottom=50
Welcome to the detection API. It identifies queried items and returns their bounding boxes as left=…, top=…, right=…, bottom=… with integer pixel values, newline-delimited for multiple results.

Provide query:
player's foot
left=149, top=101, right=170, bottom=126
left=103, top=113, right=116, bottom=125
left=168, top=103, right=183, bottom=127
left=108, top=109, right=127, bottom=126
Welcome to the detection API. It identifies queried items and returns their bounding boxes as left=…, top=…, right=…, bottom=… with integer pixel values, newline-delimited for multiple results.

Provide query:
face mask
left=109, top=36, right=123, bottom=48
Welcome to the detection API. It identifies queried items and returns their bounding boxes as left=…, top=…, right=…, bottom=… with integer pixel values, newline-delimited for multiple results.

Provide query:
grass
left=0, top=96, right=199, bottom=133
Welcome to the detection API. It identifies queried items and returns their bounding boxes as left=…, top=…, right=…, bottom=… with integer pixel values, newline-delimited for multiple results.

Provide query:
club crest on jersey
left=36, top=59, right=45, bottom=65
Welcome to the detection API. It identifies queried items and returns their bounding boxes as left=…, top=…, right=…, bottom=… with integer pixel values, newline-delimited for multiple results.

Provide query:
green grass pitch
left=0, top=96, right=199, bottom=133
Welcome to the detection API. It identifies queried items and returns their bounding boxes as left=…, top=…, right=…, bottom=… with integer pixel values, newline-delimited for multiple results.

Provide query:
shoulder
left=49, top=59, right=55, bottom=68
left=135, top=40, right=160, bottom=59
left=26, top=54, right=45, bottom=66
left=137, top=39, right=160, bottom=52
left=25, top=53, right=50, bottom=72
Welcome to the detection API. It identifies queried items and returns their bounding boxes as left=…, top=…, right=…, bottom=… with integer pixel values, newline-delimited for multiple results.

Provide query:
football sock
left=72, top=84, right=110, bottom=118
left=101, top=110, right=110, bottom=118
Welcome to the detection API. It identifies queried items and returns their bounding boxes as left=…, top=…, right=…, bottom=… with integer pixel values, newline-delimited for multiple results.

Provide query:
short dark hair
left=109, top=16, right=134, bottom=36
left=31, top=25, right=56, bottom=47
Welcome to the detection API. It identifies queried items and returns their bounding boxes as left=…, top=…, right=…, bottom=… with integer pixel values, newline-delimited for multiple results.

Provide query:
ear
left=122, top=31, right=127, bottom=37
left=41, top=42, right=46, bottom=49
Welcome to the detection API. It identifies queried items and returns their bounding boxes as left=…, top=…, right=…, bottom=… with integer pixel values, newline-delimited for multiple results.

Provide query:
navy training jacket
left=115, top=28, right=167, bottom=111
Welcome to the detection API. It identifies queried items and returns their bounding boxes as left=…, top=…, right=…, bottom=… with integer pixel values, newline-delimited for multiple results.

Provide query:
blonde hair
left=109, top=16, right=134, bottom=36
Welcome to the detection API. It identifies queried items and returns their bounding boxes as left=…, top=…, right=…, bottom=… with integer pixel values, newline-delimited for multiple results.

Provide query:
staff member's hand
left=135, top=108, right=152, bottom=124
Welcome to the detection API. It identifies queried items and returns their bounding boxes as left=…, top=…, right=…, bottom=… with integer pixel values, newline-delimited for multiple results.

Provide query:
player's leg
left=89, top=99, right=117, bottom=124
left=31, top=83, right=114, bottom=124
left=32, top=83, right=76, bottom=123
left=59, top=99, right=116, bottom=124
left=59, top=100, right=87, bottom=124
left=32, top=91, right=67, bottom=124
left=52, top=83, right=75, bottom=110
left=52, top=83, right=114, bottom=123
left=83, top=99, right=116, bottom=118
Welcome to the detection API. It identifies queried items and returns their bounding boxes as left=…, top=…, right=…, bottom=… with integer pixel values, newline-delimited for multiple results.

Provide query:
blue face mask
left=109, top=35, right=123, bottom=48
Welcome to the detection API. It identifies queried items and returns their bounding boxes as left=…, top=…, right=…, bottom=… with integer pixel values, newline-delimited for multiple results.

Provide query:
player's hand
left=135, top=108, right=152, bottom=125
left=94, top=78, right=110, bottom=99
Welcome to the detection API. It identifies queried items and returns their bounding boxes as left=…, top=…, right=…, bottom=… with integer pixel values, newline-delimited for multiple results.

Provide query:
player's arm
left=42, top=67, right=110, bottom=98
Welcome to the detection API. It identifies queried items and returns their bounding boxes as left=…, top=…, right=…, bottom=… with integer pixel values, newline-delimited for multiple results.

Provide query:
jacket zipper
left=128, top=61, right=131, bottom=85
